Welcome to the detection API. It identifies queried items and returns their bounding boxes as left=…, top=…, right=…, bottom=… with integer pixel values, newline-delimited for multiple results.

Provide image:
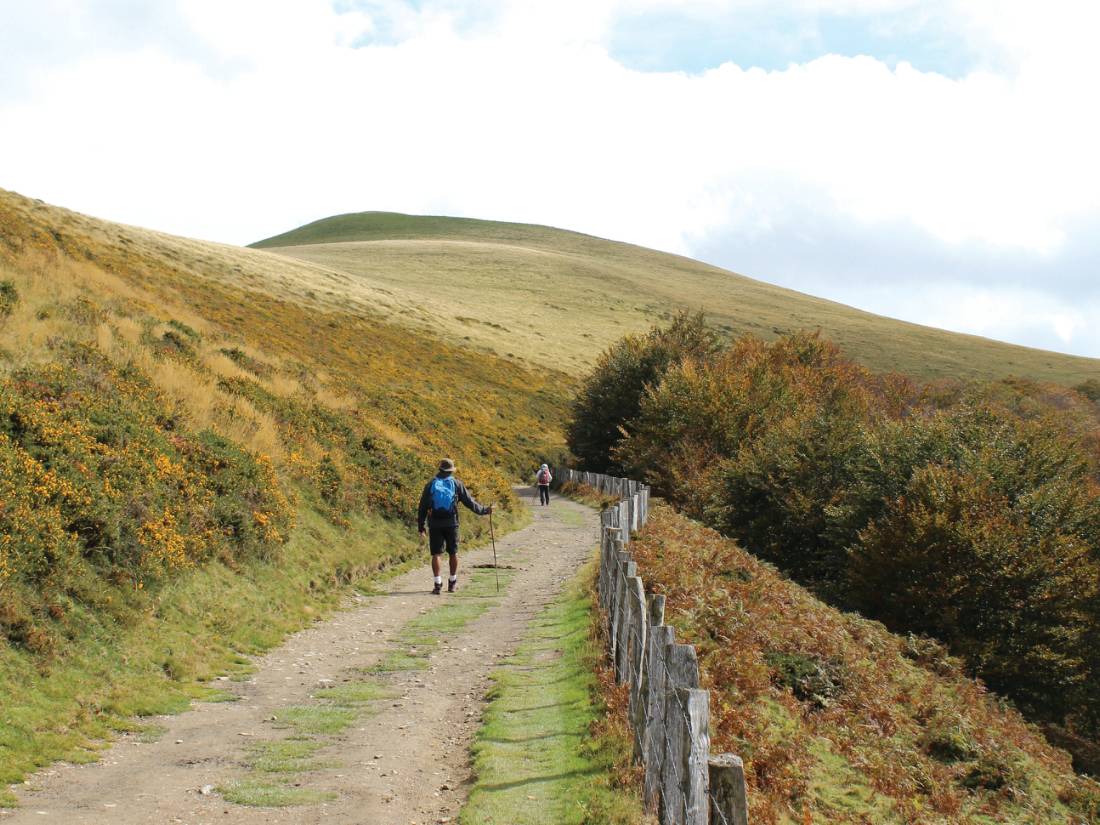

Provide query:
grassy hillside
left=253, top=211, right=1100, bottom=384
left=0, top=188, right=568, bottom=798
left=629, top=503, right=1099, bottom=824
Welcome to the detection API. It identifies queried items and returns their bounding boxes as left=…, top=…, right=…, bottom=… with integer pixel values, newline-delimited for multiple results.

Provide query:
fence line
left=553, top=467, right=750, bottom=825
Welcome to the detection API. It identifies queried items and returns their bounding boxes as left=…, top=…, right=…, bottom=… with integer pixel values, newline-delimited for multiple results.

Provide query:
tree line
left=568, top=314, right=1100, bottom=767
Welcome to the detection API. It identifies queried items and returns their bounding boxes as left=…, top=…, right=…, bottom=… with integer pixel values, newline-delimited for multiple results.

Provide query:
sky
left=1, top=1, right=1098, bottom=359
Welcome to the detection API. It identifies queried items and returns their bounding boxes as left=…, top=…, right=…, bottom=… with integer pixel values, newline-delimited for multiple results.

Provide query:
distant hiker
left=418, top=458, right=492, bottom=595
left=535, top=463, right=553, bottom=506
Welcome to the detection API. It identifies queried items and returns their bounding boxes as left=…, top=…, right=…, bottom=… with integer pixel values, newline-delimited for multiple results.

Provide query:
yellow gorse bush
left=0, top=344, right=296, bottom=650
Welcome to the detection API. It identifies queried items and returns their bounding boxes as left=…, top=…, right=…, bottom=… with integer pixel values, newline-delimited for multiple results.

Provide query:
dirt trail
left=3, top=487, right=595, bottom=825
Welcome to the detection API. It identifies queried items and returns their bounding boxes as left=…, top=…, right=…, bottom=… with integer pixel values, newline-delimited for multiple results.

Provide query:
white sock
left=434, top=576, right=442, bottom=585
left=449, top=575, right=458, bottom=583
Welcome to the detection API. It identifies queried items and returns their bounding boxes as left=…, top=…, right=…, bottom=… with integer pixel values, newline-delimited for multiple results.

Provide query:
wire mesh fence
left=554, top=468, right=750, bottom=825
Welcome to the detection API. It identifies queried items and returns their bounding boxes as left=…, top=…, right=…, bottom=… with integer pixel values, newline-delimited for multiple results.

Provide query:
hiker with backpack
left=535, top=463, right=553, bottom=506
left=417, top=458, right=492, bottom=595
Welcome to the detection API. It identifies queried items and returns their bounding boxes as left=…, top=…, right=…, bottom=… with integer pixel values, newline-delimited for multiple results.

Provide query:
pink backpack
left=538, top=469, right=552, bottom=484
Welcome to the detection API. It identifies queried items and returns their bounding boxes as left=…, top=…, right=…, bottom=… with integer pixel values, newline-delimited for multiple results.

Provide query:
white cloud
left=833, top=282, right=1100, bottom=358
left=0, top=1, right=1098, bottom=358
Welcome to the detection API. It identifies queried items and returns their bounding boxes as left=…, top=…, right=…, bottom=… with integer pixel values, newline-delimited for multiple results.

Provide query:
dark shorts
left=428, top=526, right=459, bottom=556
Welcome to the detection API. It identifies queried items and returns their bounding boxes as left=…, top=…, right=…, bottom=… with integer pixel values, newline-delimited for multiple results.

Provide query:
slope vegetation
left=253, top=211, right=1100, bottom=384
left=631, top=503, right=1099, bottom=824
left=0, top=188, right=567, bottom=797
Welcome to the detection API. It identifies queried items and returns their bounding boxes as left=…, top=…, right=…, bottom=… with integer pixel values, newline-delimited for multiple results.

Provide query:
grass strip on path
left=220, top=563, right=518, bottom=807
left=460, top=558, right=646, bottom=825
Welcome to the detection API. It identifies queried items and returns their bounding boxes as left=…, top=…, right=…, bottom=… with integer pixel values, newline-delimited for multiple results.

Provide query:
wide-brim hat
left=439, top=458, right=456, bottom=473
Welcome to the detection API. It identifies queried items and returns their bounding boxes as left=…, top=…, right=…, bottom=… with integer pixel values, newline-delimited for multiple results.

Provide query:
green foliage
left=584, top=324, right=1100, bottom=755
left=0, top=345, right=292, bottom=653
left=764, top=651, right=845, bottom=709
left=0, top=280, right=17, bottom=318
left=0, top=191, right=558, bottom=799
left=166, top=319, right=200, bottom=341
left=566, top=312, right=719, bottom=473
left=461, top=560, right=644, bottom=825
left=219, top=346, right=272, bottom=378
left=850, top=460, right=1099, bottom=727
left=1075, top=378, right=1100, bottom=402
left=918, top=712, right=979, bottom=763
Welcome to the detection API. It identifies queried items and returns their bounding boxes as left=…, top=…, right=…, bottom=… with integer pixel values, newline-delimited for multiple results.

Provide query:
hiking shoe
left=447, top=578, right=457, bottom=593
left=432, top=582, right=442, bottom=595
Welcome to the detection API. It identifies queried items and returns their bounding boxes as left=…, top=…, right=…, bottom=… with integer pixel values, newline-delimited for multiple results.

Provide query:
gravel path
left=2, top=486, right=596, bottom=825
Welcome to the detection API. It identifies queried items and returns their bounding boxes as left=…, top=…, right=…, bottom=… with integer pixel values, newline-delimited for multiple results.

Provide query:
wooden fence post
left=572, top=468, right=751, bottom=824
left=614, top=562, right=636, bottom=683
left=626, top=576, right=648, bottom=759
left=606, top=544, right=619, bottom=655
left=601, top=527, right=621, bottom=612
left=708, top=754, right=749, bottom=825
left=679, top=688, right=710, bottom=825
left=610, top=551, right=635, bottom=679
left=662, top=644, right=700, bottom=824
left=643, top=624, right=675, bottom=813
left=613, top=564, right=630, bottom=682
left=648, top=593, right=665, bottom=628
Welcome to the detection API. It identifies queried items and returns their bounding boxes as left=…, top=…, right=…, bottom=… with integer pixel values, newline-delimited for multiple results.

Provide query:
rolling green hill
left=0, top=188, right=565, bottom=796
left=254, top=211, right=1100, bottom=384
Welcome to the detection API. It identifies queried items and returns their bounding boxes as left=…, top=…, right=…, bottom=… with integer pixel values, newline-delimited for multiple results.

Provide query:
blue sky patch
left=607, top=8, right=981, bottom=78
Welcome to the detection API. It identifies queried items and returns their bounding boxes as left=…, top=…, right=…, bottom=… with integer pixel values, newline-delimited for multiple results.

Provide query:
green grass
left=222, top=677, right=385, bottom=807
left=314, top=681, right=393, bottom=706
left=220, top=559, right=526, bottom=809
left=246, top=739, right=329, bottom=773
left=275, top=706, right=359, bottom=737
left=367, top=648, right=432, bottom=673
left=218, top=779, right=336, bottom=807
left=135, top=724, right=167, bottom=744
left=460, top=559, right=645, bottom=825
left=551, top=508, right=587, bottom=528
left=366, top=566, right=518, bottom=675
left=253, top=211, right=1100, bottom=385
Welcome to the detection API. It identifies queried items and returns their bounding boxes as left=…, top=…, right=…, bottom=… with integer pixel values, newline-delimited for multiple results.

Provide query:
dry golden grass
left=313, top=386, right=357, bottom=411
left=0, top=247, right=294, bottom=463
left=260, top=217, right=1100, bottom=385
left=202, top=350, right=254, bottom=382
left=6, top=188, right=1096, bottom=385
left=264, top=372, right=304, bottom=398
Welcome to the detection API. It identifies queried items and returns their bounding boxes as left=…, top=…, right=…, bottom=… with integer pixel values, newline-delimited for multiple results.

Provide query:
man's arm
left=417, top=483, right=432, bottom=532
left=456, top=481, right=490, bottom=516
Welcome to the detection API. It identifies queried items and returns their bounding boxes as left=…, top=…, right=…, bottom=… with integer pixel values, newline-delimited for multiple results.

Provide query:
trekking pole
left=489, top=506, right=499, bottom=593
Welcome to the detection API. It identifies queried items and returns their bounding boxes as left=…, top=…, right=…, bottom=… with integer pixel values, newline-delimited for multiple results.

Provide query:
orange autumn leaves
left=571, top=323, right=1100, bottom=779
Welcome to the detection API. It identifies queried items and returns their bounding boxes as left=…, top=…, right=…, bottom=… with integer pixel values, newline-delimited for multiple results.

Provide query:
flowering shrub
left=0, top=345, right=294, bottom=650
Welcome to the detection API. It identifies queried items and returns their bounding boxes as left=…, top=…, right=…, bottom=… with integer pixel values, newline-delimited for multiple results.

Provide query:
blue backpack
left=430, top=477, right=456, bottom=514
